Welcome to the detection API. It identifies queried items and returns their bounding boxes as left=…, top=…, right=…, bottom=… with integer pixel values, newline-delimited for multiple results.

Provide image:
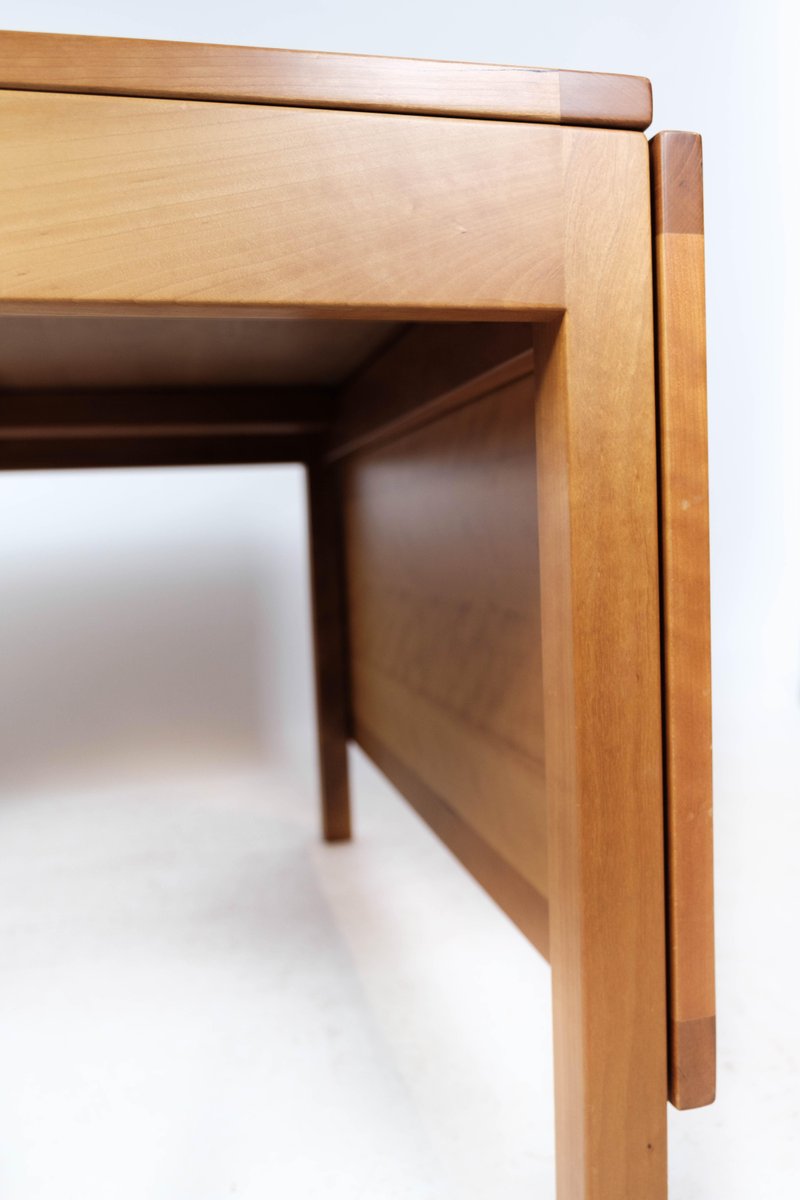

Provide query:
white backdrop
left=1, top=2, right=798, bottom=1197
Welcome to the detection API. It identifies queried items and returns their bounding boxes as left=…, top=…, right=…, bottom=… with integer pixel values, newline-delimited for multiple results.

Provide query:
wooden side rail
left=332, top=326, right=549, bottom=953
left=0, top=385, right=332, bottom=438
left=0, top=385, right=330, bottom=471
left=0, top=88, right=565, bottom=321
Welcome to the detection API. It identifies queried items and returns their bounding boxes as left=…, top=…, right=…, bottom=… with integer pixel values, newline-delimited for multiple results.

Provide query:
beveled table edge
left=0, top=29, right=652, bottom=130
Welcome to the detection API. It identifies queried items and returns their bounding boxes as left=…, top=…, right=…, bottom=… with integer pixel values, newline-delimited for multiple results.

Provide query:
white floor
left=0, top=747, right=797, bottom=1198
left=0, top=753, right=554, bottom=1200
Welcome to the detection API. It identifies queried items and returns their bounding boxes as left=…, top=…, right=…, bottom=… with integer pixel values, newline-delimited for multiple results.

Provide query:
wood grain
left=652, top=133, right=704, bottom=235
left=0, top=30, right=652, bottom=130
left=651, top=130, right=715, bottom=1111
left=534, top=129, right=667, bottom=1199
left=306, top=460, right=352, bottom=842
left=0, top=64, right=689, bottom=1193
left=343, top=371, right=548, bottom=954
left=558, top=69, right=652, bottom=131
left=0, top=89, right=564, bottom=319
left=358, top=725, right=549, bottom=953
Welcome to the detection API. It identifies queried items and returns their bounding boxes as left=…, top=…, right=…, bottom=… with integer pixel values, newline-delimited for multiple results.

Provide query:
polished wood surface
left=343, top=370, right=549, bottom=955
left=0, top=90, right=564, bottom=319
left=651, top=130, right=715, bottom=1111
left=306, top=461, right=352, bottom=842
left=534, top=128, right=667, bottom=1200
left=0, top=30, right=652, bottom=130
left=0, top=316, right=401, bottom=389
left=0, top=50, right=716, bottom=1195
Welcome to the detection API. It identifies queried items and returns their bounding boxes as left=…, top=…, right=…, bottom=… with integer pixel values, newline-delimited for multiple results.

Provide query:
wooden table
left=0, top=30, right=715, bottom=1199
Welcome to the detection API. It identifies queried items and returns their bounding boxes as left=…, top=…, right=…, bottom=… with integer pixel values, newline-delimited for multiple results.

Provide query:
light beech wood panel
left=343, top=373, right=548, bottom=946
left=651, top=130, right=715, bottom=1112
left=0, top=30, right=652, bottom=130
left=0, top=90, right=564, bottom=319
left=533, top=128, right=667, bottom=1199
left=0, top=316, right=401, bottom=389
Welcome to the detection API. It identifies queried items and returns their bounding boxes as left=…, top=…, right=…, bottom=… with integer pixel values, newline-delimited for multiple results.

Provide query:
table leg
left=306, top=459, right=352, bottom=842
left=532, top=127, right=668, bottom=1200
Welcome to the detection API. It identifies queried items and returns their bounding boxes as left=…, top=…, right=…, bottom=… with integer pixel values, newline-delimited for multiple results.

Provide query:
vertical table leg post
left=306, top=458, right=352, bottom=842
left=535, top=313, right=668, bottom=1200
left=533, top=126, right=669, bottom=1200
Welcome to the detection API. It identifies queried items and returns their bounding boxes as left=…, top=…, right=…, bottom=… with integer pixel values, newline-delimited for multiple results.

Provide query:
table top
left=0, top=29, right=652, bottom=130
